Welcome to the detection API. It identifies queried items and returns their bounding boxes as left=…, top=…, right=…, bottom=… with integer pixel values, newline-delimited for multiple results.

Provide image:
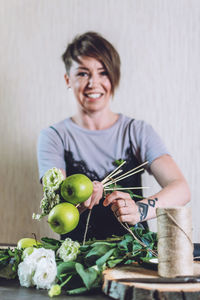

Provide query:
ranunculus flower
left=42, top=168, right=64, bottom=192
left=48, top=284, right=61, bottom=298
left=18, top=260, right=35, bottom=287
left=57, top=238, right=80, bottom=262
left=32, top=257, right=57, bottom=289
left=18, top=248, right=57, bottom=290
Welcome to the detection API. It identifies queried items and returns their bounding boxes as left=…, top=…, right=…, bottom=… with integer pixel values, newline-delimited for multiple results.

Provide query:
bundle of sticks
left=83, top=160, right=159, bottom=259
left=101, top=160, right=149, bottom=194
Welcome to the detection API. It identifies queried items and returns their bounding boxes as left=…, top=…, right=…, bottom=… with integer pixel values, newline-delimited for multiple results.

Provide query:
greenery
left=0, top=226, right=157, bottom=296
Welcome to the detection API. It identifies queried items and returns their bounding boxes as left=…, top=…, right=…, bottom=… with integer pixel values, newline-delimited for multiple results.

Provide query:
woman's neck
left=71, top=110, right=119, bottom=130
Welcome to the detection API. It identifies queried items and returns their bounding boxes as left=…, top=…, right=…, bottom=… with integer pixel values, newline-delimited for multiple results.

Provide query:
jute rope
left=156, top=207, right=193, bottom=277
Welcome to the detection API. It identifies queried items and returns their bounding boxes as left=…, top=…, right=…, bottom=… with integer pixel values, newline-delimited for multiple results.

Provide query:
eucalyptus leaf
left=96, top=248, right=115, bottom=267
left=75, top=263, right=99, bottom=290
left=57, top=261, right=76, bottom=280
left=85, top=244, right=113, bottom=258
left=107, top=258, right=124, bottom=268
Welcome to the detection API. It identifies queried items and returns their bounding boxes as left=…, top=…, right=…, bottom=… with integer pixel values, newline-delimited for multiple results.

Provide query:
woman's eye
left=77, top=72, right=88, bottom=77
left=100, top=71, right=108, bottom=76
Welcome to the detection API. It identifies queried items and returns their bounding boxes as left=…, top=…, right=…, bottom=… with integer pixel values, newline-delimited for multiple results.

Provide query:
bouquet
left=0, top=164, right=158, bottom=298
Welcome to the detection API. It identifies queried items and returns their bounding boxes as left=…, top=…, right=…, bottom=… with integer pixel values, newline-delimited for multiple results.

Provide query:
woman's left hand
left=103, top=191, right=140, bottom=225
left=80, top=181, right=104, bottom=210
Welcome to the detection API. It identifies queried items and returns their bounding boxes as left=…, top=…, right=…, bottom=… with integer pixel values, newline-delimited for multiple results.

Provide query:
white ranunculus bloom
left=32, top=257, right=57, bottom=289
left=18, top=248, right=57, bottom=290
left=27, top=248, right=55, bottom=263
left=18, top=260, right=35, bottom=287
left=57, top=238, right=80, bottom=262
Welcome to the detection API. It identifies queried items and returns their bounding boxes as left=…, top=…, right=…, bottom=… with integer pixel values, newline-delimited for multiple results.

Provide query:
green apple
left=17, top=238, right=41, bottom=249
left=48, top=202, right=79, bottom=234
left=22, top=246, right=34, bottom=260
left=61, top=174, right=93, bottom=205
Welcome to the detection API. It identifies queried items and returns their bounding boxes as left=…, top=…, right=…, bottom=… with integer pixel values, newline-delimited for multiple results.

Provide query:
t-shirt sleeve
left=130, top=120, right=170, bottom=173
left=37, top=127, right=66, bottom=180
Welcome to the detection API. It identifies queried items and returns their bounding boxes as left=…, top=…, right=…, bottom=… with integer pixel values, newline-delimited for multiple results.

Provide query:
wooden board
left=102, top=262, right=200, bottom=300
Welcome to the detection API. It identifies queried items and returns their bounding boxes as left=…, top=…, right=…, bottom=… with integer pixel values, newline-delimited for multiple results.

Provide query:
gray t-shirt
left=37, top=113, right=169, bottom=181
left=37, top=114, right=169, bottom=240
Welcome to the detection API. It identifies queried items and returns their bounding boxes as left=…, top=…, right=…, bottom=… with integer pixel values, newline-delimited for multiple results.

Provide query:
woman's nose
left=88, top=75, right=98, bottom=88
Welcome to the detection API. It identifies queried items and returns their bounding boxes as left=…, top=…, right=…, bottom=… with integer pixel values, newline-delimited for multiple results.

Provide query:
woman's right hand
left=78, top=181, right=104, bottom=213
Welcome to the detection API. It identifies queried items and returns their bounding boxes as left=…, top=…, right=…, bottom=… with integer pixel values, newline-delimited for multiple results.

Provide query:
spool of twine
left=156, top=207, right=193, bottom=278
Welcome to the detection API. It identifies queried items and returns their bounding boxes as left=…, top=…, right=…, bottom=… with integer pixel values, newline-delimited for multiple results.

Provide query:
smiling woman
left=37, top=31, right=190, bottom=242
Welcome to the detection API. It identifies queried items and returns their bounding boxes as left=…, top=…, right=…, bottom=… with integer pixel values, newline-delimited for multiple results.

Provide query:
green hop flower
left=57, top=238, right=80, bottom=262
left=48, top=284, right=61, bottom=298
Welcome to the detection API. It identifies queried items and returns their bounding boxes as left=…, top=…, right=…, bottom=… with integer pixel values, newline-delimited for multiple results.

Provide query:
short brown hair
left=62, top=32, right=121, bottom=95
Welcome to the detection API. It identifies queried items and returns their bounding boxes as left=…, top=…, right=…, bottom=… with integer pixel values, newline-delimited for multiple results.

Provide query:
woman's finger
left=103, top=191, right=131, bottom=206
left=88, top=181, right=104, bottom=209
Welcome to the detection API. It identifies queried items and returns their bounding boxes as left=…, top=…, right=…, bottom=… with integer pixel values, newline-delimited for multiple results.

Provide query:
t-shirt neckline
left=66, top=113, right=123, bottom=135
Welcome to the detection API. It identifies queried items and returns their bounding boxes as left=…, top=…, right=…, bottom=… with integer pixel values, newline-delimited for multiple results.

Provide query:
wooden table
left=0, top=278, right=110, bottom=300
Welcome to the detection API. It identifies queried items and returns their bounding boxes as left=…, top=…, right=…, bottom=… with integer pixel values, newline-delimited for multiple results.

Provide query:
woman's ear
left=64, top=73, right=71, bottom=88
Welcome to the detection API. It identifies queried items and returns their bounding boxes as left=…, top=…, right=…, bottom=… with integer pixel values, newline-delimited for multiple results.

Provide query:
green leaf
left=0, top=264, right=17, bottom=279
left=75, top=263, right=98, bottom=290
left=85, top=244, right=113, bottom=259
left=41, top=237, right=61, bottom=244
left=96, top=248, right=115, bottom=267
left=113, top=159, right=125, bottom=167
left=57, top=261, right=76, bottom=280
left=107, top=258, right=124, bottom=268
left=41, top=237, right=62, bottom=250
left=67, top=287, right=89, bottom=295
left=90, top=241, right=117, bottom=247
left=132, top=241, right=143, bottom=252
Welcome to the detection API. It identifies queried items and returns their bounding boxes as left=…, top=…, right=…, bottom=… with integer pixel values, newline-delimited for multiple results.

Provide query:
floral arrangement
left=0, top=166, right=157, bottom=297
left=0, top=228, right=157, bottom=297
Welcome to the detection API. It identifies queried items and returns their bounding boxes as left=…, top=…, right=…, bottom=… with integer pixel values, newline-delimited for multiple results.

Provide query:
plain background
left=0, top=0, right=199, bottom=244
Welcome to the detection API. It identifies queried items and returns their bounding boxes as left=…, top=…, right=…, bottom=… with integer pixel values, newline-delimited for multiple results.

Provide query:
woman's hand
left=103, top=191, right=140, bottom=225
left=78, top=181, right=104, bottom=213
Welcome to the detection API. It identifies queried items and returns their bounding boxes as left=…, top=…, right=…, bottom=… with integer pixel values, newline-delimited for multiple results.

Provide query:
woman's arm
left=103, top=154, right=191, bottom=225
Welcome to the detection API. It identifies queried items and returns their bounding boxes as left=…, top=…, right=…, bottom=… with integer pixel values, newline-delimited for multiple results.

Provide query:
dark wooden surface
left=0, top=278, right=110, bottom=300
left=103, top=263, right=200, bottom=300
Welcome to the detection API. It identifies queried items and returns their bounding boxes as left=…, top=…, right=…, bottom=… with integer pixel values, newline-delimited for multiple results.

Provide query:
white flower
left=57, top=238, right=80, bottom=262
left=27, top=248, right=55, bottom=263
left=32, top=213, right=41, bottom=220
left=32, top=257, right=57, bottom=290
left=18, top=260, right=35, bottom=287
left=42, top=168, right=64, bottom=192
left=18, top=248, right=57, bottom=290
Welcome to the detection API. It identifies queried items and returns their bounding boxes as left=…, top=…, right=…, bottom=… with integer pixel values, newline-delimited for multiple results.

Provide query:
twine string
left=157, top=207, right=193, bottom=277
left=157, top=211, right=193, bottom=247
left=83, top=176, right=116, bottom=246
left=114, top=212, right=158, bottom=257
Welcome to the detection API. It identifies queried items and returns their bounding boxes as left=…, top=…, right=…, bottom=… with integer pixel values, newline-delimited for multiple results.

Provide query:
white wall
left=0, top=0, right=199, bottom=243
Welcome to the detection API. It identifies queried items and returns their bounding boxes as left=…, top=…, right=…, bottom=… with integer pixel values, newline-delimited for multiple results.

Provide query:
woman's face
left=65, top=56, right=112, bottom=113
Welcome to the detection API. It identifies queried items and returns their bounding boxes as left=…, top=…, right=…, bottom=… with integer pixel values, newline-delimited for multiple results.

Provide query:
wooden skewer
left=101, top=169, right=123, bottom=185
left=102, top=161, right=148, bottom=188
left=104, top=186, right=149, bottom=191
left=103, top=168, right=144, bottom=188
left=113, top=161, right=148, bottom=181
left=101, top=161, right=126, bottom=184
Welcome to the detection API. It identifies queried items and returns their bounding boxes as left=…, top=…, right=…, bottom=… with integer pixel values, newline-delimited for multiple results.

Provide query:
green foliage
left=40, top=237, right=62, bottom=251
left=0, top=227, right=157, bottom=295
left=0, top=248, right=22, bottom=279
left=55, top=226, right=157, bottom=294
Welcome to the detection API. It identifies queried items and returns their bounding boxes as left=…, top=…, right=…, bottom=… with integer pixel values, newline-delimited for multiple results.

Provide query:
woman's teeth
left=87, top=93, right=101, bottom=99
